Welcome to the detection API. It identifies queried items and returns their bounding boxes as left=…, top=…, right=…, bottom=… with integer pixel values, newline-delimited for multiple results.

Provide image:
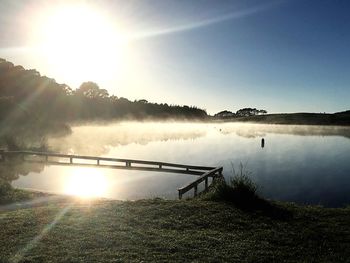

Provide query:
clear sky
left=0, top=0, right=349, bottom=114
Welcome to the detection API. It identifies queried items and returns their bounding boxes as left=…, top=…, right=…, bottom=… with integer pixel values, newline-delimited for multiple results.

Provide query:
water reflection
left=12, top=165, right=198, bottom=200
left=219, top=123, right=350, bottom=139
left=8, top=122, right=350, bottom=207
left=64, top=168, right=107, bottom=198
left=0, top=155, right=44, bottom=182
left=48, top=122, right=206, bottom=155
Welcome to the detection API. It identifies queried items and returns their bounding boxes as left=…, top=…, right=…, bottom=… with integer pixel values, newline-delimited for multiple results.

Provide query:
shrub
left=0, top=178, right=12, bottom=196
left=0, top=178, right=35, bottom=204
left=203, top=163, right=263, bottom=209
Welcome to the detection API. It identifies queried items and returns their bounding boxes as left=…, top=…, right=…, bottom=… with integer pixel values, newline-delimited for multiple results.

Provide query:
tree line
left=214, top=108, right=267, bottom=119
left=0, top=58, right=208, bottom=127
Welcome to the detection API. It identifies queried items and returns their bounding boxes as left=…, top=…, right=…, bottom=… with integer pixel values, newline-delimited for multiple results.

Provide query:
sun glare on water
left=64, top=168, right=108, bottom=198
left=31, top=4, right=128, bottom=84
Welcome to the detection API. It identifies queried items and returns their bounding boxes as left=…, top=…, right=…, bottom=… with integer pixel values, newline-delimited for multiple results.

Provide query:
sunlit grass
left=1, top=199, right=349, bottom=262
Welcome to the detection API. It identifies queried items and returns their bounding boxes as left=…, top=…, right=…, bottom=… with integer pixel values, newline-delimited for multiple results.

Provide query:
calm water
left=11, top=122, right=350, bottom=207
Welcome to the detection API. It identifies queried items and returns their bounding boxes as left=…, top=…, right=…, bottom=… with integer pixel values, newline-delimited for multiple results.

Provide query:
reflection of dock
left=0, top=150, right=223, bottom=199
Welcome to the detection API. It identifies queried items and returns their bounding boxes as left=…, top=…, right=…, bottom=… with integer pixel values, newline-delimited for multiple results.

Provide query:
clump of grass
left=204, top=163, right=259, bottom=207
left=230, top=162, right=258, bottom=196
left=203, top=163, right=292, bottom=219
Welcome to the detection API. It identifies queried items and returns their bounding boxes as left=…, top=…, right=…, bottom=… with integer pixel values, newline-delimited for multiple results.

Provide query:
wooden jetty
left=0, top=150, right=223, bottom=199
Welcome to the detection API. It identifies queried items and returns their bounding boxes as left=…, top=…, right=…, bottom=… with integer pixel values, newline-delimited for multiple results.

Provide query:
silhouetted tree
left=0, top=58, right=208, bottom=125
left=236, top=108, right=267, bottom=117
left=214, top=110, right=235, bottom=118
left=76, top=82, right=109, bottom=99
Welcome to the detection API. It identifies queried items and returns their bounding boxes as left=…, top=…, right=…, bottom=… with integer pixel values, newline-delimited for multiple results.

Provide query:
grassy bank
left=1, top=196, right=349, bottom=262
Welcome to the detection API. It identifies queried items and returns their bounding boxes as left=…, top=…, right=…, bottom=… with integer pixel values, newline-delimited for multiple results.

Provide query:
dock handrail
left=178, top=167, right=223, bottom=199
left=0, top=150, right=215, bottom=170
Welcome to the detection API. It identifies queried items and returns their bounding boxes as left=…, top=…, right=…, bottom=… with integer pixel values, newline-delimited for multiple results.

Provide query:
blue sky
left=0, top=0, right=349, bottom=114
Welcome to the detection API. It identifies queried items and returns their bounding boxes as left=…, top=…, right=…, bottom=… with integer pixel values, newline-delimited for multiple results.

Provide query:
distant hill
left=224, top=112, right=350, bottom=126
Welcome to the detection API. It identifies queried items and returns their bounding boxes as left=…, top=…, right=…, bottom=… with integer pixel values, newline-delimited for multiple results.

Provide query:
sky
left=0, top=0, right=349, bottom=114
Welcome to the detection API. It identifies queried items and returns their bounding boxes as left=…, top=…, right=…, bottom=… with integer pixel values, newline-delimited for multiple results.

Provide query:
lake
left=11, top=122, right=350, bottom=207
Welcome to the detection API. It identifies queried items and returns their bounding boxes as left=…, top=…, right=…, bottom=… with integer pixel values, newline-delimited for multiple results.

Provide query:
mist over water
left=47, top=122, right=207, bottom=156
left=12, top=122, right=350, bottom=207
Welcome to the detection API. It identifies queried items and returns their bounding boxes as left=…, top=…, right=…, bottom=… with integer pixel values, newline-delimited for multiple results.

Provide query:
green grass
left=1, top=197, right=349, bottom=262
left=203, top=163, right=259, bottom=205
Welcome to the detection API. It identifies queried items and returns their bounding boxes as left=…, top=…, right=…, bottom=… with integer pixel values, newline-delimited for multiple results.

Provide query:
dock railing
left=177, top=167, right=223, bottom=199
left=0, top=150, right=224, bottom=199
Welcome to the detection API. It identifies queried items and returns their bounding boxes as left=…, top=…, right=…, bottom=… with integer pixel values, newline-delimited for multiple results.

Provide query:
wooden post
left=194, top=184, right=198, bottom=197
left=70, top=157, right=73, bottom=164
left=261, top=138, right=265, bottom=148
left=219, top=169, right=223, bottom=179
left=205, top=177, right=208, bottom=190
left=97, top=159, right=100, bottom=165
left=159, top=164, right=162, bottom=169
left=178, top=191, right=182, bottom=200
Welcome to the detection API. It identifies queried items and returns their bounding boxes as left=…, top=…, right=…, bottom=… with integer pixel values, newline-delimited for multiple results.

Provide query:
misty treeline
left=214, top=108, right=267, bottom=119
left=0, top=58, right=207, bottom=127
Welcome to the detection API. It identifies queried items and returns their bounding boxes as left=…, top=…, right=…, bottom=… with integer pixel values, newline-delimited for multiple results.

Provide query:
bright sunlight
left=64, top=168, right=108, bottom=198
left=31, top=4, right=128, bottom=84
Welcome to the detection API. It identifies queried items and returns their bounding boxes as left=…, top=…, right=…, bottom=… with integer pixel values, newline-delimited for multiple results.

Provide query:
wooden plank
left=5, top=151, right=215, bottom=171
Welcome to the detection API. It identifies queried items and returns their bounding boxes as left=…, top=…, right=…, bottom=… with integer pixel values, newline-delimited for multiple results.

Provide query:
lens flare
left=31, top=4, right=128, bottom=85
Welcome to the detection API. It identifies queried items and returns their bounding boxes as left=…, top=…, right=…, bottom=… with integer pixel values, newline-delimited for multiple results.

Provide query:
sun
left=31, top=4, right=128, bottom=85
left=64, top=168, right=108, bottom=198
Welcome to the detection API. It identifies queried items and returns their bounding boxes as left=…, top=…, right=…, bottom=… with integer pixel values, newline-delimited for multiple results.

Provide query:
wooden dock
left=0, top=150, right=224, bottom=199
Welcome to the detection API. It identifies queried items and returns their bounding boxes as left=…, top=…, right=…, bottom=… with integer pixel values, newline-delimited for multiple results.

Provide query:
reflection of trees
left=48, top=123, right=206, bottom=155
left=220, top=124, right=350, bottom=139
left=0, top=119, right=71, bottom=154
left=0, top=156, right=44, bottom=183
left=234, top=130, right=266, bottom=139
